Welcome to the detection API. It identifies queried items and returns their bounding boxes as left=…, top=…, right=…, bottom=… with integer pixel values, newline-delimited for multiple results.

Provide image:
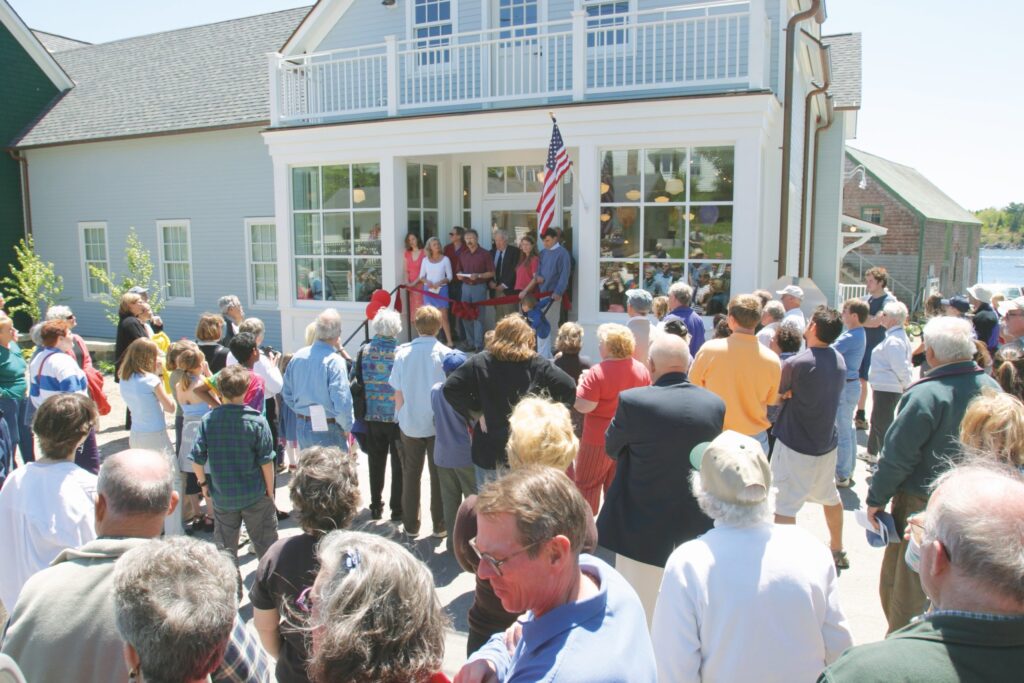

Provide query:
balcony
left=269, top=1, right=771, bottom=126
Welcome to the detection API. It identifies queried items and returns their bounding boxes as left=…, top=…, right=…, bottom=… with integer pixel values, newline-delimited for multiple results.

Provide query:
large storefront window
left=292, top=164, right=382, bottom=303
left=598, top=147, right=733, bottom=313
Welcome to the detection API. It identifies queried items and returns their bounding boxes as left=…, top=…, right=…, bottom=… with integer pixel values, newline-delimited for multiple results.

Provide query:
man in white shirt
left=652, top=430, right=852, bottom=683
left=777, top=284, right=807, bottom=329
left=757, top=300, right=786, bottom=347
left=389, top=306, right=451, bottom=539
left=625, top=289, right=659, bottom=364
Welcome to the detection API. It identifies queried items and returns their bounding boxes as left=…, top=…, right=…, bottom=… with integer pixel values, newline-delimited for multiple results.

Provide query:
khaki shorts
left=771, top=441, right=841, bottom=516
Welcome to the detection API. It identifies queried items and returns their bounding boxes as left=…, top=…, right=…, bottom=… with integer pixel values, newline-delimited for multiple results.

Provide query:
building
left=10, top=0, right=864, bottom=354
left=840, top=147, right=982, bottom=308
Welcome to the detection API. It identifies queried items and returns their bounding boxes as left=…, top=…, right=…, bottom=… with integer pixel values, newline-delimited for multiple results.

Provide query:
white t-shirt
left=226, top=352, right=284, bottom=398
left=0, top=461, right=97, bottom=610
left=419, top=256, right=453, bottom=291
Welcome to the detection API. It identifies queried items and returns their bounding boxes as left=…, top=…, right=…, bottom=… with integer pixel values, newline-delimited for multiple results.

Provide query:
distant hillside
left=979, top=203, right=1024, bottom=248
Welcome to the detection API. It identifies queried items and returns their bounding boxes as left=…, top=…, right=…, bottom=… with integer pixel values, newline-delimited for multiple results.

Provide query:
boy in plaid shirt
left=190, top=364, right=278, bottom=561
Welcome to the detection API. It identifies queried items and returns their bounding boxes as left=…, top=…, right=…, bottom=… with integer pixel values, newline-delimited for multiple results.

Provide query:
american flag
left=536, top=120, right=572, bottom=235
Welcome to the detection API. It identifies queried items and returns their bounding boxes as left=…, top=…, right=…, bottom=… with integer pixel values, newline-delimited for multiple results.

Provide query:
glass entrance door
left=489, top=209, right=537, bottom=245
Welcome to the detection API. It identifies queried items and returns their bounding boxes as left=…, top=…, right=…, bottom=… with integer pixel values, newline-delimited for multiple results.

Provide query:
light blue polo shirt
left=389, top=336, right=451, bottom=438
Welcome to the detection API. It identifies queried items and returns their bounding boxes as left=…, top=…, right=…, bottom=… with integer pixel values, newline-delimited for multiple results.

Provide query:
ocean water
left=979, top=248, right=1024, bottom=286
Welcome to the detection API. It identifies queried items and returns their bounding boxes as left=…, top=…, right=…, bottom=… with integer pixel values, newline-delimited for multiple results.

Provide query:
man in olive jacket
left=866, top=316, right=998, bottom=633
left=821, top=462, right=1024, bottom=682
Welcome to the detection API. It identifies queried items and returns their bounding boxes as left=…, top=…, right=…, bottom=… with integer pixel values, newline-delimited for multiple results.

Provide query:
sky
left=11, top=0, right=1022, bottom=211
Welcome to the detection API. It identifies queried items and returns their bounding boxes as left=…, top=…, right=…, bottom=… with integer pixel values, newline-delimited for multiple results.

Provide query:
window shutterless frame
left=156, top=219, right=195, bottom=305
left=78, top=221, right=110, bottom=299
left=245, top=217, right=278, bottom=308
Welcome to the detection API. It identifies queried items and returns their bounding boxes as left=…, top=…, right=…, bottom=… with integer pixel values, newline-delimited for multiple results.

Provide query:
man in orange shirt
left=689, top=294, right=781, bottom=454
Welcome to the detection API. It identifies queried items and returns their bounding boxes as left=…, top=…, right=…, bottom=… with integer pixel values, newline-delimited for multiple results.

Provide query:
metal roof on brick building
left=13, top=6, right=310, bottom=148
left=847, top=147, right=981, bottom=225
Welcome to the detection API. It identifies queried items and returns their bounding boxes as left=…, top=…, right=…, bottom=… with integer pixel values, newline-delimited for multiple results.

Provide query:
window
left=861, top=206, right=883, bottom=225
left=598, top=146, right=734, bottom=314
left=407, top=163, right=440, bottom=245
left=413, top=0, right=453, bottom=65
left=584, top=1, right=629, bottom=47
left=79, top=222, right=109, bottom=298
left=157, top=220, right=193, bottom=302
left=498, top=0, right=539, bottom=39
left=292, top=164, right=382, bottom=303
left=246, top=219, right=278, bottom=306
left=486, top=165, right=545, bottom=195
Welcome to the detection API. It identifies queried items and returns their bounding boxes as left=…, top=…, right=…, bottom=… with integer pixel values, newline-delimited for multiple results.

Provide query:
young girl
left=174, top=347, right=219, bottom=533
left=275, top=353, right=299, bottom=470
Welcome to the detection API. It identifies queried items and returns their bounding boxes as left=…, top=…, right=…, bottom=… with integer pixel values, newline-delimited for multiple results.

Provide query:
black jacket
left=220, top=314, right=238, bottom=347
left=490, top=245, right=522, bottom=292
left=972, top=302, right=999, bottom=351
left=114, top=315, right=148, bottom=379
left=597, top=372, right=725, bottom=567
left=443, top=352, right=576, bottom=469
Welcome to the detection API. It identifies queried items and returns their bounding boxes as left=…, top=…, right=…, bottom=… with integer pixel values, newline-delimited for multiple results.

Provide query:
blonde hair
left=118, top=338, right=160, bottom=380
left=119, top=292, right=142, bottom=318
left=165, top=340, right=198, bottom=373
left=960, top=389, right=1024, bottom=466
left=597, top=323, right=634, bottom=359
left=305, top=320, right=318, bottom=346
left=175, top=348, right=206, bottom=393
left=652, top=296, right=669, bottom=321
left=555, top=322, right=583, bottom=355
left=414, top=305, right=442, bottom=336
left=487, top=316, right=536, bottom=362
left=506, top=396, right=578, bottom=470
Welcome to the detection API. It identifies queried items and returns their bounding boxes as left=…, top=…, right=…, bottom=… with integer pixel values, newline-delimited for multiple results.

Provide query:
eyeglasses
left=907, top=516, right=952, bottom=562
left=468, top=537, right=545, bottom=577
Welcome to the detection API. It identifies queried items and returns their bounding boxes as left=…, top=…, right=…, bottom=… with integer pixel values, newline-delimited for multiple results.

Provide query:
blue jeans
left=835, top=379, right=860, bottom=479
left=460, top=283, right=488, bottom=351
left=752, top=430, right=770, bottom=455
left=475, top=464, right=500, bottom=490
left=296, top=419, right=348, bottom=452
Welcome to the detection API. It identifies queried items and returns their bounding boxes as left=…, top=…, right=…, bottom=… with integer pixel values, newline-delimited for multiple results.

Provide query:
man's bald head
left=648, top=333, right=691, bottom=381
left=924, top=463, right=1024, bottom=608
left=97, top=449, right=176, bottom=519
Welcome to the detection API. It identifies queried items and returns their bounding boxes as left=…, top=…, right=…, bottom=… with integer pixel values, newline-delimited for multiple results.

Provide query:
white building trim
left=0, top=1, right=74, bottom=91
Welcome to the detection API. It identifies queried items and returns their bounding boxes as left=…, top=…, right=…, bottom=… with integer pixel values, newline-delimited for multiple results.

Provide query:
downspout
left=807, top=94, right=834, bottom=279
left=914, top=214, right=926, bottom=313
left=6, top=149, right=32, bottom=237
left=777, top=0, right=824, bottom=277
left=798, top=34, right=830, bottom=277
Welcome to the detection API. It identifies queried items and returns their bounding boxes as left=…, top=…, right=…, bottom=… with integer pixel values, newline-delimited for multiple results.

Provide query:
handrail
left=341, top=285, right=402, bottom=349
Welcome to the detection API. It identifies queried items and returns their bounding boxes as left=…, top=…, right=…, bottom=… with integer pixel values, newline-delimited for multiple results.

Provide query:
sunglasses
left=468, top=537, right=545, bottom=577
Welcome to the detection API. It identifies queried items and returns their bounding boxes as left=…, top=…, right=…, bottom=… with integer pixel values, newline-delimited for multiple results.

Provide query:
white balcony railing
left=270, top=1, right=769, bottom=126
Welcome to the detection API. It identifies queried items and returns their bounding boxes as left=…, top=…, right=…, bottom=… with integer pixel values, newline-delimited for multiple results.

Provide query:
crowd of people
left=0, top=259, right=1023, bottom=682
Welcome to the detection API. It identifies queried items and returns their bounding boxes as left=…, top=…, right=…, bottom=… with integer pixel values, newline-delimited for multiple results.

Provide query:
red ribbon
left=399, top=285, right=552, bottom=321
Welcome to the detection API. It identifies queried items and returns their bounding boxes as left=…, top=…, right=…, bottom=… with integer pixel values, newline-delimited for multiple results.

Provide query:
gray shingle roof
left=823, top=33, right=861, bottom=110
left=15, top=7, right=310, bottom=148
left=847, top=147, right=981, bottom=224
left=30, top=30, right=90, bottom=53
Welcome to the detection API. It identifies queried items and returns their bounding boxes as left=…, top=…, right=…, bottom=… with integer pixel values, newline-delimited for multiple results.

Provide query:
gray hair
left=309, top=530, right=447, bottom=683
left=690, top=471, right=770, bottom=527
left=98, top=449, right=175, bottom=517
left=493, top=228, right=509, bottom=242
left=625, top=288, right=653, bottom=313
left=113, top=537, right=238, bottom=683
left=29, top=323, right=43, bottom=348
left=45, top=305, right=74, bottom=321
left=238, top=317, right=265, bottom=341
left=923, top=315, right=975, bottom=364
left=315, top=308, right=343, bottom=342
left=926, top=462, right=1024, bottom=603
left=217, top=295, right=240, bottom=313
left=668, top=281, right=693, bottom=307
left=883, top=300, right=908, bottom=325
left=371, top=308, right=402, bottom=339
left=290, top=446, right=361, bottom=535
left=763, top=300, right=785, bottom=322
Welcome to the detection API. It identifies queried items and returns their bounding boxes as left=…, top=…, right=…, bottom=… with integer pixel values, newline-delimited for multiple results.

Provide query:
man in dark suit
left=597, top=333, right=725, bottom=627
left=488, top=228, right=521, bottom=327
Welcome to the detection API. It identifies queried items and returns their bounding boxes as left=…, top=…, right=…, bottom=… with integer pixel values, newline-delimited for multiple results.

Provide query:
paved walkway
left=85, top=383, right=890, bottom=677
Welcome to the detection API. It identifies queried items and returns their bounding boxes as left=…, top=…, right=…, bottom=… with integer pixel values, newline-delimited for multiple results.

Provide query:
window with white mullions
left=158, top=220, right=194, bottom=302
left=246, top=219, right=278, bottom=306
left=583, top=0, right=630, bottom=47
left=498, top=0, right=539, bottom=39
left=414, top=0, right=454, bottom=65
left=79, top=222, right=109, bottom=297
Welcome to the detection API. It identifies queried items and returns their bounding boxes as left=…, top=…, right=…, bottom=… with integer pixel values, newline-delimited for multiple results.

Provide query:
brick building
left=841, top=147, right=981, bottom=310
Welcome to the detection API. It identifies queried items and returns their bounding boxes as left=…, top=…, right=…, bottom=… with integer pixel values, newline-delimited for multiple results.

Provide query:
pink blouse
left=514, top=256, right=539, bottom=291
left=404, top=249, right=425, bottom=283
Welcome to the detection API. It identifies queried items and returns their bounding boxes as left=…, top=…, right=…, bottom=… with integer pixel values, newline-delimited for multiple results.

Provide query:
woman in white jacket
left=866, top=301, right=913, bottom=461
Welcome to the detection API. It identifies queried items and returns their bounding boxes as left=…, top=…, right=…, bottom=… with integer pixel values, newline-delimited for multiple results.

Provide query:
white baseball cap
left=775, top=284, right=804, bottom=299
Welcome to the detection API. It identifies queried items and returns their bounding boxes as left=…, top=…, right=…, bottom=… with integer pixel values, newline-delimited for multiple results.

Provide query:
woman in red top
left=573, top=323, right=651, bottom=514
left=403, top=233, right=426, bottom=319
left=513, top=233, right=539, bottom=293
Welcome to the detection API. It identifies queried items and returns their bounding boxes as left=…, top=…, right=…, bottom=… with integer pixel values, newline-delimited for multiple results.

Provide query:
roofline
left=846, top=148, right=982, bottom=225
left=0, top=0, right=74, bottom=91
left=30, top=28, right=91, bottom=46
left=264, top=88, right=777, bottom=135
left=280, top=0, right=350, bottom=55
left=13, top=120, right=267, bottom=151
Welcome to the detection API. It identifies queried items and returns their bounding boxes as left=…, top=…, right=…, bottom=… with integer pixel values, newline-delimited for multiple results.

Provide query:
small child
left=197, top=333, right=266, bottom=412
left=430, top=350, right=477, bottom=549
left=520, top=295, right=551, bottom=346
left=190, top=364, right=278, bottom=561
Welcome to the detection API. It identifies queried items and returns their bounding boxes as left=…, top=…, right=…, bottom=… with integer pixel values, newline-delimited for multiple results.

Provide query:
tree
left=89, top=228, right=165, bottom=325
left=0, top=235, right=64, bottom=324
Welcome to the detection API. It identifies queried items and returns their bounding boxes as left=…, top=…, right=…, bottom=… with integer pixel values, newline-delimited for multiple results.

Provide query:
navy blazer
left=489, top=244, right=521, bottom=291
left=597, top=372, right=725, bottom=567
